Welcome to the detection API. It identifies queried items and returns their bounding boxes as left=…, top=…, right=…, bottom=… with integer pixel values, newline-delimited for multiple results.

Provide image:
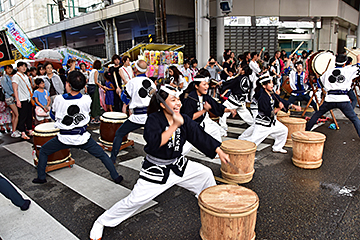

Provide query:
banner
left=55, top=46, right=102, bottom=70
left=5, top=18, right=37, bottom=59
left=0, top=30, right=14, bottom=66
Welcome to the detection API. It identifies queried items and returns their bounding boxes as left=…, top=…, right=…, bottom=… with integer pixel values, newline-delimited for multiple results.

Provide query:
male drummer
left=284, top=53, right=318, bottom=110
left=32, top=71, right=123, bottom=184
left=110, top=60, right=156, bottom=163
left=306, top=54, right=360, bottom=137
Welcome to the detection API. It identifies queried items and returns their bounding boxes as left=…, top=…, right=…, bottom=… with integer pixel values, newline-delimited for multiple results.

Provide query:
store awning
left=121, top=43, right=184, bottom=61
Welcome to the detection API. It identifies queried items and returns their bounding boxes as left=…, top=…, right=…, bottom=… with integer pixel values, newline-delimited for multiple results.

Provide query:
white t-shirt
left=12, top=72, right=32, bottom=101
left=88, top=69, right=97, bottom=85
left=321, top=65, right=359, bottom=102
left=53, top=94, right=92, bottom=145
left=126, top=76, right=156, bottom=124
left=249, top=60, right=261, bottom=75
left=120, top=65, right=134, bottom=85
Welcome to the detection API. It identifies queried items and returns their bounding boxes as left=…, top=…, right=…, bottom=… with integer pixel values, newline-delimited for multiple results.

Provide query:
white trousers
left=219, top=100, right=254, bottom=131
left=238, top=120, right=288, bottom=151
left=96, top=160, right=216, bottom=227
left=182, top=115, right=224, bottom=156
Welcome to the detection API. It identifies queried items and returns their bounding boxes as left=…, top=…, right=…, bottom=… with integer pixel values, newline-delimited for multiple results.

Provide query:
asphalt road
left=1, top=109, right=359, bottom=240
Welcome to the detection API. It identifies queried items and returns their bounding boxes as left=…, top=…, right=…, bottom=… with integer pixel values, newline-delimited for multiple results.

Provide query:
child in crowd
left=33, top=78, right=51, bottom=124
left=104, top=72, right=115, bottom=112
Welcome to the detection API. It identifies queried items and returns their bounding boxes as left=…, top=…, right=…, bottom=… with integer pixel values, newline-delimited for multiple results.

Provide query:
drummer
left=218, top=65, right=254, bottom=131
left=180, top=75, right=236, bottom=155
left=239, top=76, right=301, bottom=154
left=32, top=71, right=123, bottom=184
left=89, top=85, right=231, bottom=240
left=284, top=53, right=318, bottom=110
left=110, top=60, right=156, bottom=163
left=306, top=54, right=360, bottom=137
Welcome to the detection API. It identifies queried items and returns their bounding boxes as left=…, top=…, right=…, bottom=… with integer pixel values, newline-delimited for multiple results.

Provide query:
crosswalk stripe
left=0, top=174, right=79, bottom=240
left=3, top=142, right=157, bottom=212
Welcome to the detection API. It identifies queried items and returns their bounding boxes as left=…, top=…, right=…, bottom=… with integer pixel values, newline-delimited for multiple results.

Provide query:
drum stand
left=98, top=139, right=134, bottom=152
left=34, top=156, right=75, bottom=173
left=301, top=78, right=339, bottom=129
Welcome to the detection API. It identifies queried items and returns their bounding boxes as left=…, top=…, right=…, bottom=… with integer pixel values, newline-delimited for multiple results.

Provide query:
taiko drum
left=198, top=185, right=259, bottom=240
left=291, top=131, right=326, bottom=169
left=33, top=122, right=71, bottom=164
left=99, top=112, right=128, bottom=147
left=278, top=117, right=307, bottom=147
left=220, top=139, right=257, bottom=184
left=276, top=110, right=290, bottom=121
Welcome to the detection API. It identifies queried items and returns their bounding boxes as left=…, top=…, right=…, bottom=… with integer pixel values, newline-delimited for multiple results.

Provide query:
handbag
left=35, top=106, right=49, bottom=117
left=17, top=73, right=35, bottom=106
left=0, top=88, right=5, bottom=102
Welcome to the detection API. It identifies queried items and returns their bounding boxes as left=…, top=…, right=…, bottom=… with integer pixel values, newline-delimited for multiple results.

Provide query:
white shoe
left=90, top=221, right=104, bottom=240
left=272, top=149, right=287, bottom=154
left=11, top=131, right=21, bottom=138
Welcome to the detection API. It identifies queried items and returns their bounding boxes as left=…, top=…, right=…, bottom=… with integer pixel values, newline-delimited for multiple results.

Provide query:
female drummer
left=218, top=65, right=254, bottom=131
left=180, top=75, right=236, bottom=154
left=90, top=85, right=231, bottom=240
left=239, top=76, right=301, bottom=154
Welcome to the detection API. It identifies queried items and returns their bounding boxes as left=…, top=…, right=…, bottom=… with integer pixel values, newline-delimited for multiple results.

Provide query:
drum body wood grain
left=277, top=111, right=290, bottom=121
left=99, top=112, right=128, bottom=147
left=199, top=185, right=259, bottom=240
left=220, top=139, right=257, bottom=183
left=292, top=131, right=326, bottom=169
left=281, top=76, right=292, bottom=94
left=278, top=117, right=306, bottom=147
left=33, top=122, right=71, bottom=164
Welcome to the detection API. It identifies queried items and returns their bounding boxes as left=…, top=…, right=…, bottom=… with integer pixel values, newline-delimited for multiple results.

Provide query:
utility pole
left=154, top=0, right=163, bottom=43
left=162, top=0, right=167, bottom=43
left=57, top=0, right=67, bottom=46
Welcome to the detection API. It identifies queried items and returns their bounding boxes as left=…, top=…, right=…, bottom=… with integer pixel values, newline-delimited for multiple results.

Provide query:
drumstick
left=344, top=47, right=358, bottom=57
left=292, top=41, right=304, bottom=55
left=156, top=93, right=174, bottom=115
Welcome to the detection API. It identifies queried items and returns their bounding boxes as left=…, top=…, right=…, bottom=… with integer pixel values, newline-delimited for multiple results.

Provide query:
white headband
left=336, top=60, right=347, bottom=65
left=135, top=60, right=147, bottom=73
left=193, top=77, right=209, bottom=82
left=160, top=85, right=181, bottom=98
left=259, top=76, right=272, bottom=84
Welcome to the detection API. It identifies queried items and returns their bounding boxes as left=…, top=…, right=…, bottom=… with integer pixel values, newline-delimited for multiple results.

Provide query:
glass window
left=0, top=0, right=4, bottom=12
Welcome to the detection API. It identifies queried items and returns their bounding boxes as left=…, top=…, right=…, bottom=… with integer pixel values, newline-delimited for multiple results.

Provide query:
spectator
left=190, top=59, right=199, bottom=79
left=1, top=65, right=20, bottom=137
left=180, top=59, right=193, bottom=83
left=33, top=78, right=51, bottom=125
left=103, top=72, right=115, bottom=112
left=119, top=56, right=134, bottom=113
left=109, top=54, right=122, bottom=112
left=12, top=61, right=33, bottom=140
left=36, top=64, right=45, bottom=77
left=204, top=57, right=222, bottom=80
left=43, top=62, right=64, bottom=105
left=168, top=65, right=187, bottom=91
left=88, top=60, right=103, bottom=123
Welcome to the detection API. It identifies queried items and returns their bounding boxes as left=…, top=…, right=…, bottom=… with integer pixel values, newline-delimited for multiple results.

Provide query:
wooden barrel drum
left=220, top=139, right=257, bottom=184
left=99, top=112, right=133, bottom=151
left=198, top=185, right=259, bottom=240
left=277, top=111, right=290, bottom=121
left=278, top=117, right=307, bottom=147
left=291, top=131, right=326, bottom=169
left=33, top=122, right=73, bottom=172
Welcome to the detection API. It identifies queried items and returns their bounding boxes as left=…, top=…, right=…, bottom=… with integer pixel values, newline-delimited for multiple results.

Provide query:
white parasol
left=34, top=49, right=63, bottom=60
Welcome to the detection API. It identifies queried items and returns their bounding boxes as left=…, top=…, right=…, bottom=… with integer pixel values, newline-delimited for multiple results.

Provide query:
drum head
left=101, top=112, right=128, bottom=123
left=34, top=122, right=58, bottom=133
left=292, top=131, right=326, bottom=141
left=346, top=48, right=360, bottom=65
left=312, top=52, right=335, bottom=75
left=279, top=117, right=307, bottom=124
left=198, top=185, right=259, bottom=214
left=102, top=112, right=127, bottom=119
left=220, top=139, right=257, bottom=153
left=277, top=111, right=290, bottom=117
